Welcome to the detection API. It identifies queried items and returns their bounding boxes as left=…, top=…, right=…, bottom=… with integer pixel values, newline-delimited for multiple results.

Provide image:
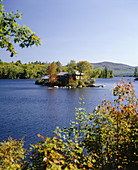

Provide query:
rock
left=87, top=84, right=105, bottom=87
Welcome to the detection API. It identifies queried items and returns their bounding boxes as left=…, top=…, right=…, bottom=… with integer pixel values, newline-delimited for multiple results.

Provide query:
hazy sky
left=1, top=0, right=138, bottom=66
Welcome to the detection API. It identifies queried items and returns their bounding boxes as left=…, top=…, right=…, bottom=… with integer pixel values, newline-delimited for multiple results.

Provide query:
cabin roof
left=57, top=72, right=68, bottom=76
left=41, top=75, right=49, bottom=79
left=41, top=71, right=85, bottom=79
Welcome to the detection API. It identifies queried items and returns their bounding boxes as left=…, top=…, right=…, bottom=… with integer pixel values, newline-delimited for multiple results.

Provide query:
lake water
left=0, top=77, right=137, bottom=148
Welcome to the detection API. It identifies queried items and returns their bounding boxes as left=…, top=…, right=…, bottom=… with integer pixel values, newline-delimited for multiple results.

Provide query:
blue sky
left=1, top=0, right=138, bottom=66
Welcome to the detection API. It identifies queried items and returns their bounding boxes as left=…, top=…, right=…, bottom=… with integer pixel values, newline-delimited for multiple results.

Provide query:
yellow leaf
left=118, top=165, right=122, bottom=169
left=92, top=159, right=96, bottom=163
left=16, top=164, right=20, bottom=168
left=61, top=160, right=65, bottom=165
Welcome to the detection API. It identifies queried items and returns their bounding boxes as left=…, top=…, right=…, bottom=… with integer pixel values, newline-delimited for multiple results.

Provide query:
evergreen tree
left=134, top=67, right=138, bottom=77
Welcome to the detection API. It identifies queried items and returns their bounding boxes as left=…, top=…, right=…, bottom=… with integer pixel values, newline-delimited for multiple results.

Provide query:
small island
left=35, top=71, right=97, bottom=88
left=35, top=60, right=114, bottom=88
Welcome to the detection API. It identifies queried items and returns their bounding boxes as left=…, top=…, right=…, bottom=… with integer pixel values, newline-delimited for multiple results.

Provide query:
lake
left=0, top=77, right=137, bottom=148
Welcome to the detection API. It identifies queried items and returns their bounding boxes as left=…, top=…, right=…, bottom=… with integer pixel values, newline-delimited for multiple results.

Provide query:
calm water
left=0, top=77, right=137, bottom=148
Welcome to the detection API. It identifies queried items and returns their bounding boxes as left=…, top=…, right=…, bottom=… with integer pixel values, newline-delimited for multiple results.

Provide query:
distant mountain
left=91, top=62, right=137, bottom=77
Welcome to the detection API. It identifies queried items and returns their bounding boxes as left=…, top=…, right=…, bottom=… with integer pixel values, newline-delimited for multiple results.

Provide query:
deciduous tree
left=67, top=60, right=77, bottom=75
left=47, top=62, right=57, bottom=83
left=0, top=0, right=42, bottom=57
left=77, top=61, right=91, bottom=74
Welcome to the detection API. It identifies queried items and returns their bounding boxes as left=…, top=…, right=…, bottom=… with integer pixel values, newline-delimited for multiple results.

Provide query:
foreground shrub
left=0, top=137, right=27, bottom=170
left=30, top=79, right=137, bottom=169
left=82, top=79, right=137, bottom=169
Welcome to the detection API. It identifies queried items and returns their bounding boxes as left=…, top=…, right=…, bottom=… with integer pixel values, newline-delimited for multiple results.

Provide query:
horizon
left=1, top=58, right=137, bottom=67
left=0, top=0, right=138, bottom=66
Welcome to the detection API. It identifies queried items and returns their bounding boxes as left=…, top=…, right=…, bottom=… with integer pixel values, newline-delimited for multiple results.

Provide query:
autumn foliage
left=47, top=62, right=57, bottom=84
left=0, top=79, right=137, bottom=169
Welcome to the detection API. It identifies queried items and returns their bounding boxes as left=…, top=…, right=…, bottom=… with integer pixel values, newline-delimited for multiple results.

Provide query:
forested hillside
left=0, top=60, right=48, bottom=79
left=92, top=61, right=137, bottom=76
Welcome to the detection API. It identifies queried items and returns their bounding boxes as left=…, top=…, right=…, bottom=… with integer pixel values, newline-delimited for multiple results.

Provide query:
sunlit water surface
left=0, top=77, right=137, bottom=148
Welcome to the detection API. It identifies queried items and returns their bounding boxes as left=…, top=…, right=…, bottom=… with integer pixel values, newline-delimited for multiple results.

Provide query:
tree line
left=0, top=59, right=114, bottom=79
left=134, top=67, right=138, bottom=77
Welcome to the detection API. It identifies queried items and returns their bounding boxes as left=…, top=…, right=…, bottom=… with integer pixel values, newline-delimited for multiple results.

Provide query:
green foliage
left=0, top=60, right=48, bottom=79
left=35, top=78, right=45, bottom=85
left=0, top=137, right=27, bottom=170
left=0, top=1, right=42, bottom=57
left=0, top=60, right=114, bottom=80
left=77, top=80, right=85, bottom=87
left=84, top=79, right=137, bottom=169
left=77, top=61, right=91, bottom=73
left=89, top=78, right=95, bottom=84
left=99, top=67, right=114, bottom=78
left=15, top=60, right=22, bottom=66
left=90, top=79, right=95, bottom=84
left=56, top=61, right=62, bottom=73
left=134, top=67, right=138, bottom=77
left=84, top=79, right=95, bottom=86
left=67, top=60, right=77, bottom=75
left=29, top=134, right=67, bottom=169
